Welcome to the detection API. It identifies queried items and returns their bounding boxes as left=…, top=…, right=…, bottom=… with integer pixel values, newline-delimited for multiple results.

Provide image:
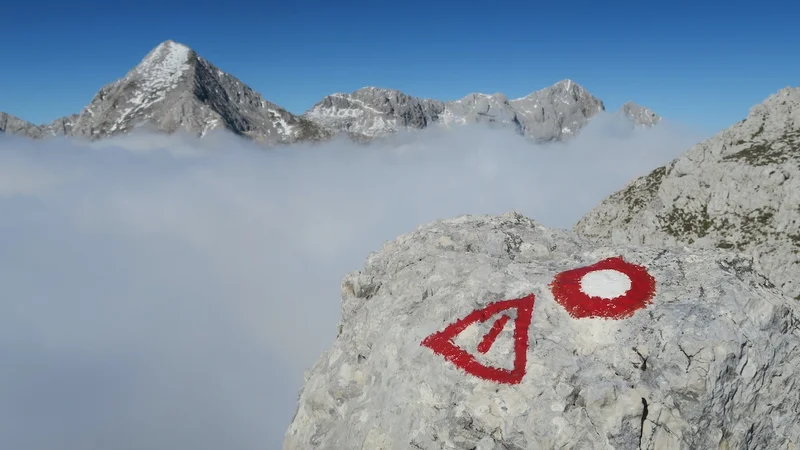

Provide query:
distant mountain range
left=0, top=40, right=661, bottom=145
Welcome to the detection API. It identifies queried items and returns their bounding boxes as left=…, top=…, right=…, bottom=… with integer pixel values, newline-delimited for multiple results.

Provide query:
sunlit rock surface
left=285, top=212, right=800, bottom=450
left=576, top=86, right=800, bottom=299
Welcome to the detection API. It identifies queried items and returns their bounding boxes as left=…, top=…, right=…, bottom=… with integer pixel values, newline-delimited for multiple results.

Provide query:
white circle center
left=579, top=269, right=632, bottom=299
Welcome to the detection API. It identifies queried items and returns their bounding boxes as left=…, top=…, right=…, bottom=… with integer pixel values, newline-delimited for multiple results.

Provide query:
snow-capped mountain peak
left=133, top=40, right=193, bottom=90
left=26, top=40, right=329, bottom=143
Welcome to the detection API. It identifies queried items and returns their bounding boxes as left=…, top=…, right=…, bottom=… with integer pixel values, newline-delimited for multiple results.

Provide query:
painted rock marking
left=549, top=256, right=656, bottom=320
left=421, top=294, right=535, bottom=384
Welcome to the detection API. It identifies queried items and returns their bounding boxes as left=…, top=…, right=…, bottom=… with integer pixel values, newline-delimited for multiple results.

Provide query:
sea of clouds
left=0, top=115, right=706, bottom=449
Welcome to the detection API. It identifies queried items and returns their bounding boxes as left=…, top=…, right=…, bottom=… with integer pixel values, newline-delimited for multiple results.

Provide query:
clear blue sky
left=1, top=0, right=797, bottom=134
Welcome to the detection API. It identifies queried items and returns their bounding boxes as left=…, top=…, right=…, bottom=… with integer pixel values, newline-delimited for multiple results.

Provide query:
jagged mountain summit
left=306, top=79, right=612, bottom=142
left=72, top=40, right=330, bottom=143
left=285, top=212, right=800, bottom=449
left=446, top=79, right=606, bottom=141
left=575, top=86, right=800, bottom=299
left=1, top=41, right=329, bottom=144
left=619, top=101, right=662, bottom=127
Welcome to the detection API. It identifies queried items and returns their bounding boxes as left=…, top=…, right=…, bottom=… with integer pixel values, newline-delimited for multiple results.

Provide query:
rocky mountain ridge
left=306, top=80, right=656, bottom=142
left=575, top=86, right=800, bottom=299
left=2, top=41, right=659, bottom=145
left=303, top=87, right=445, bottom=140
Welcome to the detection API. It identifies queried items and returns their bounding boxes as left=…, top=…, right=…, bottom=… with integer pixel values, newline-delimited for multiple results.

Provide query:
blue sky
left=1, top=0, right=797, bottom=133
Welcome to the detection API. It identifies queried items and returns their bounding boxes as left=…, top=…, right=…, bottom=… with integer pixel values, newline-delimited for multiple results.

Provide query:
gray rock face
left=44, top=114, right=80, bottom=136
left=3, top=49, right=651, bottom=145
left=620, top=102, right=662, bottom=127
left=440, top=92, right=521, bottom=132
left=0, top=112, right=80, bottom=139
left=508, top=79, right=605, bottom=141
left=303, top=87, right=445, bottom=138
left=575, top=86, right=800, bottom=299
left=285, top=212, right=800, bottom=449
left=306, top=80, right=609, bottom=142
left=1, top=41, right=328, bottom=145
left=0, top=112, right=43, bottom=138
left=441, top=80, right=606, bottom=141
left=62, top=40, right=328, bottom=144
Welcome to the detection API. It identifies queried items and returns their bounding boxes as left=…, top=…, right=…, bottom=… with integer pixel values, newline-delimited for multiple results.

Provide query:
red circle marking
left=549, top=256, right=655, bottom=320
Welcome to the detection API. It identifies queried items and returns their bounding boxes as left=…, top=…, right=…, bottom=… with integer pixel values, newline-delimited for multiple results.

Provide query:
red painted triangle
left=421, top=294, right=535, bottom=384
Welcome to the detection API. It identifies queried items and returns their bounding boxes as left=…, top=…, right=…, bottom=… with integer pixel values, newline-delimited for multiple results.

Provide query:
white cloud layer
left=0, top=116, right=706, bottom=449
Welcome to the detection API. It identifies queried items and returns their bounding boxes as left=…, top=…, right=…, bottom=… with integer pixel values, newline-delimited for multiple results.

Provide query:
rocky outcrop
left=575, top=86, right=800, bottom=299
left=1, top=41, right=329, bottom=145
left=440, top=92, right=521, bottom=132
left=303, top=87, right=445, bottom=138
left=284, top=212, right=800, bottom=449
left=438, top=79, right=607, bottom=141
left=2, top=44, right=655, bottom=145
left=1, top=112, right=83, bottom=139
left=64, top=40, right=329, bottom=144
left=306, top=80, right=608, bottom=142
left=619, top=102, right=662, bottom=127
left=0, top=112, right=43, bottom=138
left=441, top=79, right=606, bottom=141
left=507, top=79, right=605, bottom=141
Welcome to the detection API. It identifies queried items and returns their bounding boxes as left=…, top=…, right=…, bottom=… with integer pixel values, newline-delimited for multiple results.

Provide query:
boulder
left=284, top=212, right=800, bottom=449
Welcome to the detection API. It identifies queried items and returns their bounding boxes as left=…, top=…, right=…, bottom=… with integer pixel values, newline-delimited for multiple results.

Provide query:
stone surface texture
left=285, top=212, right=800, bottom=450
left=575, top=86, right=800, bottom=299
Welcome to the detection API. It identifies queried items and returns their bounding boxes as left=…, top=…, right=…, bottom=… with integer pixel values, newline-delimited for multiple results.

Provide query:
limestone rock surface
left=575, top=86, right=800, bottom=299
left=619, top=102, right=662, bottom=127
left=1, top=41, right=329, bottom=145
left=285, top=212, right=800, bottom=450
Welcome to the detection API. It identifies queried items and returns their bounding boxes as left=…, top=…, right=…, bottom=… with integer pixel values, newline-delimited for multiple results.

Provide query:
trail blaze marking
left=549, top=256, right=656, bottom=320
left=477, top=314, right=511, bottom=354
left=421, top=294, right=535, bottom=384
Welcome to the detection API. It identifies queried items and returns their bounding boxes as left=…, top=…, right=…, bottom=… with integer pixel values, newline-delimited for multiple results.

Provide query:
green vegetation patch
left=723, top=131, right=800, bottom=166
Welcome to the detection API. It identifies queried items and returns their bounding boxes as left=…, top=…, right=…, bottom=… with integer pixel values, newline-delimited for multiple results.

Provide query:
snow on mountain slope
left=507, top=79, right=605, bottom=141
left=1, top=41, right=328, bottom=145
left=2, top=45, right=662, bottom=146
left=64, top=40, right=329, bottom=144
